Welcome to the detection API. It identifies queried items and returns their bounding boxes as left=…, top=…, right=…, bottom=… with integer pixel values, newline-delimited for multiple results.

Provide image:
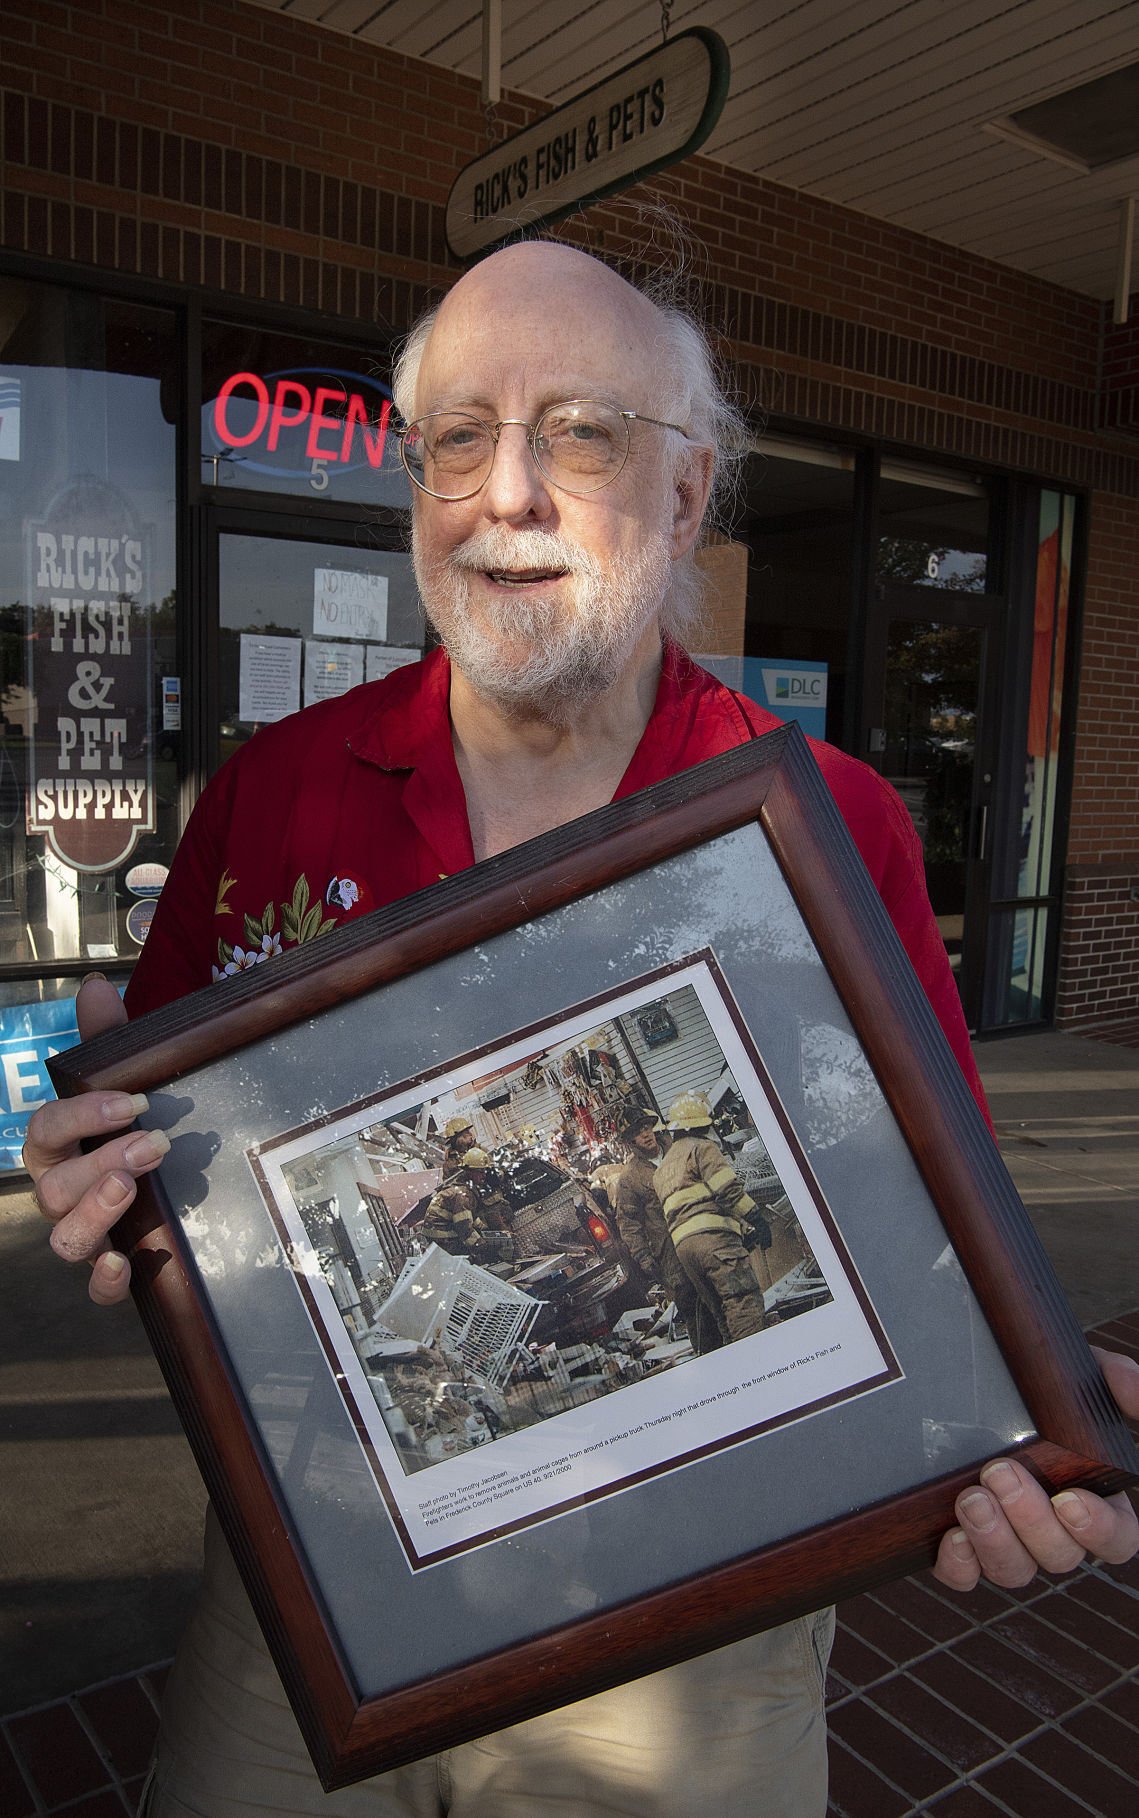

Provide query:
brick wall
left=1058, top=490, right=1139, bottom=1027
left=2, top=0, right=1138, bottom=1027
left=1055, top=871, right=1139, bottom=1030
left=1102, top=305, right=1139, bottom=432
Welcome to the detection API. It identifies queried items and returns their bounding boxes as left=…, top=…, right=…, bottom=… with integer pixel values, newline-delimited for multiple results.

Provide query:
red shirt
left=126, top=644, right=988, bottom=1118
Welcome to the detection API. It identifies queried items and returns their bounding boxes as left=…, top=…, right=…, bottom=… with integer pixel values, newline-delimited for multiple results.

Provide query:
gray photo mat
left=143, top=821, right=1033, bottom=1700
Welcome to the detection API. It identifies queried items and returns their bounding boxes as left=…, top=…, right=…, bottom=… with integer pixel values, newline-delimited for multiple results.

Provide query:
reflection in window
left=1020, top=493, right=1073, bottom=900
left=217, top=534, right=421, bottom=770
left=982, top=491, right=1076, bottom=1028
left=884, top=621, right=983, bottom=968
left=0, top=280, right=178, bottom=971
left=877, top=463, right=989, bottom=593
left=739, top=439, right=856, bottom=744
left=989, top=906, right=1050, bottom=1025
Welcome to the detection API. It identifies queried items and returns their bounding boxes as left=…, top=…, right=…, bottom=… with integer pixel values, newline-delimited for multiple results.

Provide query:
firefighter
left=654, top=1092, right=771, bottom=1344
left=614, top=1106, right=722, bottom=1354
left=420, top=1148, right=514, bottom=1264
left=440, top=1112, right=478, bottom=1177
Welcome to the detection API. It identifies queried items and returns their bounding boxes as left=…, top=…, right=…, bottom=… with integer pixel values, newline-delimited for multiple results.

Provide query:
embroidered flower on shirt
left=212, top=943, right=266, bottom=978
left=213, top=873, right=337, bottom=981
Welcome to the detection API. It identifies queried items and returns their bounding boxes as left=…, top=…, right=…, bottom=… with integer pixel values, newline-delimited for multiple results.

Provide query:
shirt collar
left=347, top=636, right=780, bottom=822
left=613, top=639, right=780, bottom=796
left=349, top=645, right=453, bottom=771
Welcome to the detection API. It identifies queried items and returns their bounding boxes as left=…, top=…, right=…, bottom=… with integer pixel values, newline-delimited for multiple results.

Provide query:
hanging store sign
left=26, top=487, right=155, bottom=872
left=445, top=28, right=730, bottom=261
left=204, top=367, right=394, bottom=488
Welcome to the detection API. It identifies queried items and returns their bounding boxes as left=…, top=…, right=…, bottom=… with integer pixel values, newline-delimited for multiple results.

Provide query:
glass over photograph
left=251, top=956, right=901, bottom=1564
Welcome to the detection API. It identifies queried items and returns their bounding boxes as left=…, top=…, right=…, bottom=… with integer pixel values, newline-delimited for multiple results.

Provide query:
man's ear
left=671, top=446, right=715, bottom=557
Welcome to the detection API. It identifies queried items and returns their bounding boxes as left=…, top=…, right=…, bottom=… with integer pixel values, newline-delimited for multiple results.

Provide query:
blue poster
left=1, top=997, right=81, bottom=1170
left=696, top=655, right=828, bottom=739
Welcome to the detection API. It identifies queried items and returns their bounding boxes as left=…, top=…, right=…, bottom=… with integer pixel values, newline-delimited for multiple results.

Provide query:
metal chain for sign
left=660, top=0, right=674, bottom=43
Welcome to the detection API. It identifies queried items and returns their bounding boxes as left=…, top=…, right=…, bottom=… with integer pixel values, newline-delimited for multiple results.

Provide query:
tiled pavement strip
left=2, top=1310, right=1134, bottom=1818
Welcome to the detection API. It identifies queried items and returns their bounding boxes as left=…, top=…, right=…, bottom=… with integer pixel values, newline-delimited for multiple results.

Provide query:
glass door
left=864, top=590, right=1004, bottom=1027
left=862, top=462, right=1003, bottom=1029
left=206, top=509, right=420, bottom=776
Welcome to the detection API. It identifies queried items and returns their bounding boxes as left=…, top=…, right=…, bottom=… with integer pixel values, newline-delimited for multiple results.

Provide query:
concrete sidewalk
left=973, top=1028, right=1139, bottom=1328
left=0, top=1028, right=1136, bottom=1814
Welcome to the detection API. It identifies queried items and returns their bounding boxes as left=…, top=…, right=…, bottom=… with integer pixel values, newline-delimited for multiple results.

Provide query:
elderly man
left=26, top=241, right=1139, bottom=1818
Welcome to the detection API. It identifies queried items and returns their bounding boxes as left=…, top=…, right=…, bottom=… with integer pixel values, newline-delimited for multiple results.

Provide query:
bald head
left=402, top=242, right=672, bottom=426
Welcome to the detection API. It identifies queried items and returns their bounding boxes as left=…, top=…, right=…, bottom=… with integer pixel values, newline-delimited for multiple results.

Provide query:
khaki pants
left=675, top=1228, right=769, bottom=1344
left=143, top=1508, right=833, bottom=1818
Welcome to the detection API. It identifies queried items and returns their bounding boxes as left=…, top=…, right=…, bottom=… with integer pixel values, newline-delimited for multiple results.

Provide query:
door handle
left=976, top=803, right=988, bottom=862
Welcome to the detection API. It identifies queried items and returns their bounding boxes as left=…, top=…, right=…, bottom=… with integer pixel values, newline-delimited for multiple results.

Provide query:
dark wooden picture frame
left=50, top=725, right=1137, bottom=1790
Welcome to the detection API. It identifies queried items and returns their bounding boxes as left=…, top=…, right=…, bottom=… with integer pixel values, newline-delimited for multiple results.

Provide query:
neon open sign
left=205, top=367, right=395, bottom=489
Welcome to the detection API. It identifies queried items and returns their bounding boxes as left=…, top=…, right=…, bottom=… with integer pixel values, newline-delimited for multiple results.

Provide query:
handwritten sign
left=313, top=568, right=389, bottom=642
left=445, top=29, right=729, bottom=261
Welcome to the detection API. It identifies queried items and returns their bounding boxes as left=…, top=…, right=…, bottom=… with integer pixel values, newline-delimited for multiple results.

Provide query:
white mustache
left=446, top=527, right=603, bottom=579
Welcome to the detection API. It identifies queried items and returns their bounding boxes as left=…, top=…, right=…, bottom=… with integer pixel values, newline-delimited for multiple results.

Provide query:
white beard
left=413, top=522, right=673, bottom=724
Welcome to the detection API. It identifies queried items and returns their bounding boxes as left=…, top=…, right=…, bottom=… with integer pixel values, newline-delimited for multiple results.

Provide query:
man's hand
left=933, top=1347, right=1139, bottom=1590
left=22, top=976, right=167, bottom=1307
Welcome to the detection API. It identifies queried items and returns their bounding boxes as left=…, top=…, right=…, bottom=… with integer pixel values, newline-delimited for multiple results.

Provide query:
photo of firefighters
left=267, top=974, right=835, bottom=1481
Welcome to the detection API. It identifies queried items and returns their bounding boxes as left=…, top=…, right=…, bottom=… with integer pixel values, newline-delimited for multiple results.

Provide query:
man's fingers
left=47, top=1165, right=139, bottom=1262
left=1090, top=1346, right=1139, bottom=1421
left=33, top=1125, right=168, bottom=1225
left=43, top=1129, right=169, bottom=1259
left=961, top=1461, right=1087, bottom=1580
left=932, top=1526, right=981, bottom=1591
left=947, top=1456, right=1139, bottom=1588
left=75, top=974, right=129, bottom=1041
left=89, top=1249, right=133, bottom=1306
left=1051, top=1486, right=1139, bottom=1567
left=23, top=1088, right=150, bottom=1179
left=22, top=976, right=136, bottom=1176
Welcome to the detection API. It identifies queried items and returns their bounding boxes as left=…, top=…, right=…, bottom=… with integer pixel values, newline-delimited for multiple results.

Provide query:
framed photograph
left=51, top=725, right=1136, bottom=1790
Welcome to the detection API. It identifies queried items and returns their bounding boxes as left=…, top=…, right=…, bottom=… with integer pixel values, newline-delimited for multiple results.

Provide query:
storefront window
left=877, top=462, right=989, bottom=591
left=1018, top=491, right=1073, bottom=903
left=983, top=490, right=1076, bottom=1026
left=201, top=320, right=409, bottom=509
left=0, top=281, right=179, bottom=971
left=737, top=438, right=857, bottom=743
left=0, top=280, right=178, bottom=1163
left=217, top=532, right=420, bottom=768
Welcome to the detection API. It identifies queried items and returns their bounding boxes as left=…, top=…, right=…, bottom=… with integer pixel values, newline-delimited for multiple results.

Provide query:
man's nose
left=481, top=423, right=553, bottom=520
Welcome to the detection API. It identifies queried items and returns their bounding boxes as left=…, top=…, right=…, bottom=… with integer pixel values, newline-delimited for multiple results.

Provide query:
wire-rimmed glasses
left=396, top=397, right=689, bottom=500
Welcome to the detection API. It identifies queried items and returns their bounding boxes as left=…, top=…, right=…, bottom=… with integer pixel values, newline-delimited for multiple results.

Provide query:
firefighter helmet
left=462, top=1147, right=492, bottom=1169
left=618, top=1105, right=656, bottom=1138
left=444, top=1114, right=474, bottom=1140
left=667, top=1091, right=714, bottom=1132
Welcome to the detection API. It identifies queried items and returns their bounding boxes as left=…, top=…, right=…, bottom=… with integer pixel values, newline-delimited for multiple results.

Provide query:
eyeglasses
left=396, top=397, right=689, bottom=500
